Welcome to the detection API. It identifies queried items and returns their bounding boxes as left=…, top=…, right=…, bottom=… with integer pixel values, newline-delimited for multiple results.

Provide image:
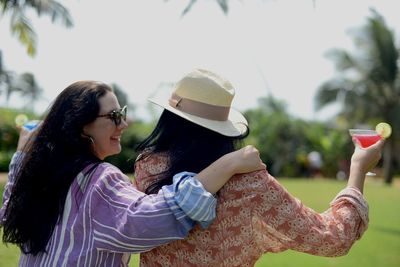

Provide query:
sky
left=1, top=0, right=399, bottom=121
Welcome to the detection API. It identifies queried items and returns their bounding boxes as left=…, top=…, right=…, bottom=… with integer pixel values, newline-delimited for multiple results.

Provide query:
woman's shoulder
left=90, top=162, right=131, bottom=184
left=97, top=161, right=122, bottom=173
left=134, top=151, right=170, bottom=192
left=135, top=151, right=170, bottom=176
left=136, top=148, right=169, bottom=163
left=219, top=169, right=272, bottom=198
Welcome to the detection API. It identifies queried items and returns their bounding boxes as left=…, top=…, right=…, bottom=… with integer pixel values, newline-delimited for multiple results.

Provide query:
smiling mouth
left=111, top=136, right=121, bottom=141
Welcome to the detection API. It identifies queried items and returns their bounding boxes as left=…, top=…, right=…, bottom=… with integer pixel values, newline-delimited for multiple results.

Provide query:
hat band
left=169, top=93, right=230, bottom=121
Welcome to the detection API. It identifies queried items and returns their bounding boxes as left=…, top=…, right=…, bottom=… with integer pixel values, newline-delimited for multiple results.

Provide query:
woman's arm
left=347, top=139, right=384, bottom=193
left=90, top=165, right=217, bottom=253
left=252, top=141, right=383, bottom=256
left=1, top=127, right=37, bottom=223
left=89, top=145, right=264, bottom=254
left=196, top=145, right=266, bottom=194
left=0, top=152, right=23, bottom=223
left=252, top=172, right=368, bottom=256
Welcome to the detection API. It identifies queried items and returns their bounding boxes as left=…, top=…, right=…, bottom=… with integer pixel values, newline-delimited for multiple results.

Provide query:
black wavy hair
left=135, top=110, right=248, bottom=194
left=2, top=81, right=112, bottom=255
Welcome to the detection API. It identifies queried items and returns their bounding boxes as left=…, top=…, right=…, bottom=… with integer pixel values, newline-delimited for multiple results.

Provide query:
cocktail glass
left=349, top=129, right=381, bottom=176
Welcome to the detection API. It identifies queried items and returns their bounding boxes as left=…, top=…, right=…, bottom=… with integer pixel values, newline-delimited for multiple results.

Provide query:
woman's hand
left=226, top=145, right=266, bottom=175
left=196, top=145, right=266, bottom=194
left=348, top=139, right=384, bottom=193
left=16, top=125, right=39, bottom=151
left=351, top=139, right=384, bottom=174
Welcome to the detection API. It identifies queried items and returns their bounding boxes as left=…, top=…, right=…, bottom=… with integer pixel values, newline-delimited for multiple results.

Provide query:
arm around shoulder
left=89, top=164, right=216, bottom=253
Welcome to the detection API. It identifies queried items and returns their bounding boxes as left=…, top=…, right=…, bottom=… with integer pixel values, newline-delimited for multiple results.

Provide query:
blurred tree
left=111, top=83, right=128, bottom=108
left=110, top=83, right=135, bottom=118
left=1, top=52, right=44, bottom=109
left=246, top=95, right=352, bottom=178
left=315, top=9, right=400, bottom=184
left=170, top=0, right=317, bottom=16
left=0, top=107, right=37, bottom=171
left=0, top=0, right=73, bottom=56
left=311, top=126, right=352, bottom=178
left=168, top=0, right=230, bottom=16
left=0, top=51, right=17, bottom=105
left=245, top=96, right=307, bottom=177
left=12, top=72, right=42, bottom=110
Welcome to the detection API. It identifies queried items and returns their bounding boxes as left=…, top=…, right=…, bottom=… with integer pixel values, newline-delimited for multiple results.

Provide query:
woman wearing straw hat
left=134, top=69, right=384, bottom=266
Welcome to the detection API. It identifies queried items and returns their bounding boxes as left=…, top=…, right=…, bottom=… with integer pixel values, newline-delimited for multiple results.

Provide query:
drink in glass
left=349, top=129, right=382, bottom=176
left=349, top=129, right=381, bottom=148
left=349, top=122, right=392, bottom=176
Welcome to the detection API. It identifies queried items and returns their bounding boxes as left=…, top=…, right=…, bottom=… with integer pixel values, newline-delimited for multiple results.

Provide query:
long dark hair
left=135, top=110, right=248, bottom=194
left=2, top=81, right=112, bottom=255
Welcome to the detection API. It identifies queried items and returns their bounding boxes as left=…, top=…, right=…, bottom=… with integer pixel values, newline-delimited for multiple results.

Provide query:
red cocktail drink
left=352, top=133, right=381, bottom=148
left=349, top=123, right=391, bottom=176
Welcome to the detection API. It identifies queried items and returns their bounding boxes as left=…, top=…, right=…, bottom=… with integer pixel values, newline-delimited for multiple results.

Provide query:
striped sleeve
left=162, top=172, right=217, bottom=228
left=90, top=166, right=216, bottom=253
left=0, top=151, right=23, bottom=224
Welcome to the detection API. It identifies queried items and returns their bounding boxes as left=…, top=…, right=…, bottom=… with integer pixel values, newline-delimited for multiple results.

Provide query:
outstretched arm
left=347, top=139, right=384, bottom=193
left=251, top=141, right=383, bottom=256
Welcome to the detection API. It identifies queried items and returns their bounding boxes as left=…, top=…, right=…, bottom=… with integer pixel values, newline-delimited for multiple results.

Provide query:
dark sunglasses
left=97, top=105, right=127, bottom=126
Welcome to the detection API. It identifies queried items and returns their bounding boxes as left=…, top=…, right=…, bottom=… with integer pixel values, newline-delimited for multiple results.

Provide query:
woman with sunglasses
left=0, top=81, right=265, bottom=266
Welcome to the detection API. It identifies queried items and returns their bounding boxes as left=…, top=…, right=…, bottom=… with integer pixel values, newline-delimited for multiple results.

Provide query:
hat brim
left=148, top=93, right=248, bottom=137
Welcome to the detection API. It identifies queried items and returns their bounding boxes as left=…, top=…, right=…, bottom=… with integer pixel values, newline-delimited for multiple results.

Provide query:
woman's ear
left=81, top=124, right=94, bottom=144
left=82, top=124, right=89, bottom=136
left=81, top=132, right=94, bottom=141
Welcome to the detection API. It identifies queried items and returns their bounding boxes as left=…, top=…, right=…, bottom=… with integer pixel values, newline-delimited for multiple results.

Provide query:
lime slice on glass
left=375, top=122, right=392, bottom=138
left=15, top=114, right=28, bottom=127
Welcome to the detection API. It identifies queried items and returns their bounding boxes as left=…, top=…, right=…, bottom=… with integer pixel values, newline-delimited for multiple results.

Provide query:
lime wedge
left=15, top=114, right=28, bottom=127
left=375, top=122, right=392, bottom=138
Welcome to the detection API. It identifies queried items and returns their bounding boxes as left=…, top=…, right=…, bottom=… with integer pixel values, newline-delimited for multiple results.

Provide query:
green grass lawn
left=1, top=178, right=399, bottom=267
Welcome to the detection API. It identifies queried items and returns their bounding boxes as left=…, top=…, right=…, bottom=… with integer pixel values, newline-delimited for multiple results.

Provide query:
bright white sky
left=1, top=0, right=399, bottom=121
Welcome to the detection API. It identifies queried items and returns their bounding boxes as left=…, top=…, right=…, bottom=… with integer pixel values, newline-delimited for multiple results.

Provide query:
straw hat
left=148, top=69, right=248, bottom=137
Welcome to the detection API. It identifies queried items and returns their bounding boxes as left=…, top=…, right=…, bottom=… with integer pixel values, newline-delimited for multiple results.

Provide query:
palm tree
left=166, top=0, right=230, bottom=16
left=170, top=0, right=317, bottom=16
left=111, top=83, right=135, bottom=118
left=0, top=0, right=73, bottom=56
left=0, top=50, right=17, bottom=105
left=315, top=9, right=400, bottom=184
left=111, top=83, right=129, bottom=108
left=13, top=72, right=42, bottom=110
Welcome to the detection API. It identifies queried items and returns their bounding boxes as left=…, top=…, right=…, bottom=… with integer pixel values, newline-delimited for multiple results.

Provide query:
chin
left=111, top=147, right=122, bottom=156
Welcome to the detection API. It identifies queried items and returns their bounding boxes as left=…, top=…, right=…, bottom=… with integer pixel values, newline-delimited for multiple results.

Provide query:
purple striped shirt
left=1, top=152, right=217, bottom=266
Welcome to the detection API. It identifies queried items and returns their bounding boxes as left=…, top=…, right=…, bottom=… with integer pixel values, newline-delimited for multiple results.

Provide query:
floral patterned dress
left=134, top=152, right=368, bottom=267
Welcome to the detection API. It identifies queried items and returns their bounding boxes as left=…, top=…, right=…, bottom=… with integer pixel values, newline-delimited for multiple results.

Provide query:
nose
left=118, top=118, right=128, bottom=129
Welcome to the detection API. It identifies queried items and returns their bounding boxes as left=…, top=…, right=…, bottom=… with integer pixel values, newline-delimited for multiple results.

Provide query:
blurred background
left=1, top=1, right=399, bottom=266
left=1, top=0, right=399, bottom=182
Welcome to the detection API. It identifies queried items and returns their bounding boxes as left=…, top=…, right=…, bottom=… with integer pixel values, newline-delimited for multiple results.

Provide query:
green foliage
left=0, top=151, right=14, bottom=172
left=0, top=108, right=38, bottom=171
left=0, top=123, right=19, bottom=152
left=245, top=96, right=351, bottom=178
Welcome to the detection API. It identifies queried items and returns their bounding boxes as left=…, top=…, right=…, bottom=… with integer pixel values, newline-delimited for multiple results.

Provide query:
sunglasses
left=97, top=105, right=127, bottom=126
